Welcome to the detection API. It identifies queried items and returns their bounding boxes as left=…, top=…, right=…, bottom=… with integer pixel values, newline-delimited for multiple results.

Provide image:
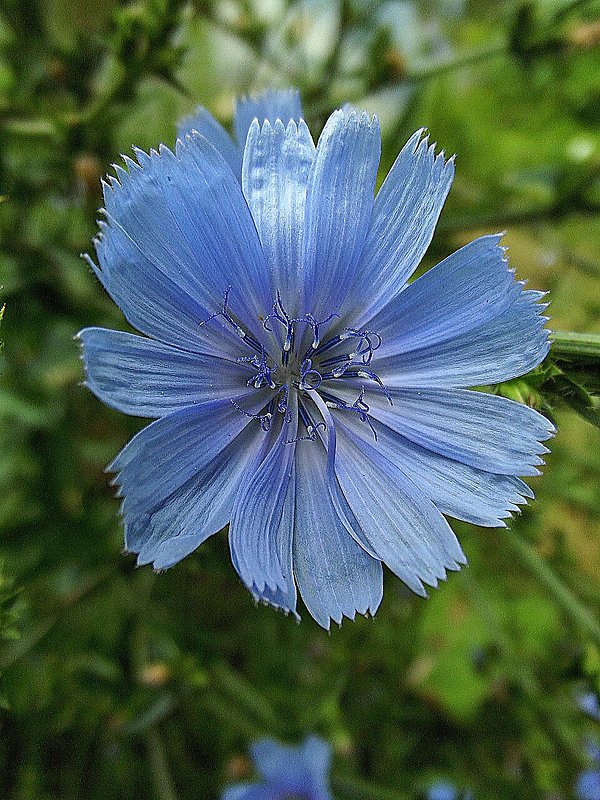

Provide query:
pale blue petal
left=348, top=129, right=454, bottom=328
left=177, top=106, right=241, bottom=176
left=300, top=736, right=333, bottom=796
left=111, top=393, right=271, bottom=522
left=222, top=785, right=250, bottom=800
left=302, top=109, right=380, bottom=318
left=248, top=737, right=332, bottom=799
left=125, top=421, right=262, bottom=569
left=332, top=409, right=534, bottom=527
left=86, top=216, right=241, bottom=359
left=578, top=692, right=600, bottom=720
left=427, top=782, right=458, bottom=800
left=375, top=290, right=550, bottom=387
left=334, top=421, right=467, bottom=593
left=79, top=327, right=253, bottom=418
left=242, top=118, right=315, bottom=314
left=251, top=739, right=309, bottom=790
left=234, top=88, right=303, bottom=147
left=367, top=234, right=522, bottom=354
left=328, top=385, right=554, bottom=476
left=99, top=135, right=271, bottom=336
left=576, top=770, right=600, bottom=800
left=222, top=786, right=279, bottom=800
left=229, top=399, right=298, bottom=596
left=292, top=440, right=383, bottom=629
left=246, top=461, right=298, bottom=617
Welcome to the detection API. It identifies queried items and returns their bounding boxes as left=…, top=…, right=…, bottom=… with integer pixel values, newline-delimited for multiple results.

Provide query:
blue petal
left=331, top=407, right=535, bottom=527
left=292, top=439, right=383, bottom=629
left=333, top=420, right=467, bottom=594
left=302, top=109, right=380, bottom=319
left=348, top=129, right=454, bottom=328
left=85, top=216, right=240, bottom=358
left=242, top=118, right=315, bottom=314
left=177, top=106, right=241, bottom=177
left=578, top=692, right=600, bottom=721
left=98, top=135, right=271, bottom=338
left=329, top=385, right=554, bottom=476
left=576, top=770, right=600, bottom=800
left=126, top=421, right=262, bottom=569
left=234, top=88, right=303, bottom=147
left=366, top=234, right=522, bottom=354
left=250, top=736, right=331, bottom=797
left=222, top=785, right=279, bottom=800
left=229, top=398, right=298, bottom=596
left=251, top=739, right=309, bottom=791
left=427, top=782, right=458, bottom=800
left=246, top=461, right=298, bottom=617
left=111, top=393, right=270, bottom=524
left=300, top=736, right=333, bottom=798
left=375, top=290, right=550, bottom=387
left=79, top=327, right=254, bottom=418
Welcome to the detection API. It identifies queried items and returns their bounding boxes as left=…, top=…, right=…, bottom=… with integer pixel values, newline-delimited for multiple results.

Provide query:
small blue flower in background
left=577, top=690, right=600, bottom=721
left=79, top=88, right=554, bottom=628
left=222, top=736, right=333, bottom=800
left=576, top=740, right=600, bottom=800
left=426, top=782, right=458, bottom=800
left=426, top=784, right=473, bottom=800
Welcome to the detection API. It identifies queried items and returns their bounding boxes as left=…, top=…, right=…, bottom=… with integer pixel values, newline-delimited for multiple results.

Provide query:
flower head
left=79, top=89, right=554, bottom=628
left=576, top=740, right=600, bottom=800
left=222, top=736, right=332, bottom=800
left=426, top=783, right=458, bottom=800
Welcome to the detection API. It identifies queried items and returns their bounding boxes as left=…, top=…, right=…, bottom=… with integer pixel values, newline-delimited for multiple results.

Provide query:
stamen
left=276, top=385, right=292, bottom=423
left=299, top=358, right=323, bottom=390
left=286, top=421, right=326, bottom=444
left=200, top=287, right=264, bottom=355
left=287, top=404, right=327, bottom=444
left=238, top=349, right=277, bottom=389
left=337, top=368, right=393, bottom=406
left=303, top=311, right=340, bottom=351
left=230, top=399, right=274, bottom=431
left=310, top=334, right=344, bottom=359
left=318, top=388, right=378, bottom=441
left=340, top=328, right=382, bottom=364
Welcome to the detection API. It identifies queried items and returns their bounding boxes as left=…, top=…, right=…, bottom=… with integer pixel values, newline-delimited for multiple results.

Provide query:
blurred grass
left=0, top=1, right=600, bottom=798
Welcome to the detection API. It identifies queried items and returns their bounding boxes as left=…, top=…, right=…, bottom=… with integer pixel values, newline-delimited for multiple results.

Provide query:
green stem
left=146, top=731, right=178, bottom=800
left=459, top=570, right=582, bottom=761
left=437, top=197, right=600, bottom=234
left=507, top=531, right=600, bottom=650
left=211, top=661, right=280, bottom=730
left=550, top=330, right=600, bottom=363
left=0, top=568, right=112, bottom=670
left=406, top=39, right=507, bottom=81
left=554, top=0, right=599, bottom=20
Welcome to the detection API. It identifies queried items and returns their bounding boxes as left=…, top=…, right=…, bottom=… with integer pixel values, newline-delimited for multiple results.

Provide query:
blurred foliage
left=0, top=0, right=600, bottom=798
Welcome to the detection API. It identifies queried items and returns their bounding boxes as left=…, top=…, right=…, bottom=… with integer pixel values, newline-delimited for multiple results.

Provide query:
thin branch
left=506, top=531, right=600, bottom=651
left=550, top=330, right=600, bottom=363
left=146, top=731, right=178, bottom=800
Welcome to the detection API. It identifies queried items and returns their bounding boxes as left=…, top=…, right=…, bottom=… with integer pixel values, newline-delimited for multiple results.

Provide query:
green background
left=1, top=0, right=600, bottom=798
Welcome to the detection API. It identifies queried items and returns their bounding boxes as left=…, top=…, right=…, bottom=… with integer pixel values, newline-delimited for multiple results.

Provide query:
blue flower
left=426, top=782, right=458, bottom=800
left=79, top=89, right=554, bottom=628
left=426, top=784, right=474, bottom=800
left=577, top=691, right=600, bottom=721
left=576, top=740, right=600, bottom=800
left=222, top=736, right=333, bottom=800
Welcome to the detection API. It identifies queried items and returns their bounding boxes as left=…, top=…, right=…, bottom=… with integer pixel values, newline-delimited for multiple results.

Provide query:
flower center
left=200, top=288, right=392, bottom=440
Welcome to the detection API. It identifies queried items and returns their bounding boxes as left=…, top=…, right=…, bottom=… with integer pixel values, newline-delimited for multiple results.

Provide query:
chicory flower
left=79, top=90, right=553, bottom=628
left=222, top=736, right=332, bottom=800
